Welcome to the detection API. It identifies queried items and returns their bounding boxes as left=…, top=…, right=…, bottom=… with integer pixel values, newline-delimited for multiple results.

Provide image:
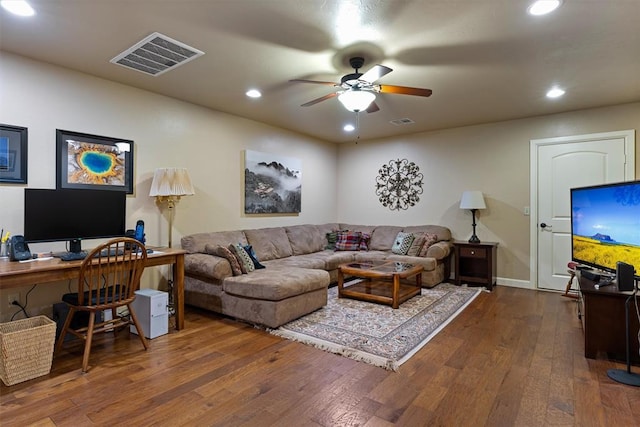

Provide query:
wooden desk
left=578, top=275, right=639, bottom=365
left=0, top=248, right=186, bottom=330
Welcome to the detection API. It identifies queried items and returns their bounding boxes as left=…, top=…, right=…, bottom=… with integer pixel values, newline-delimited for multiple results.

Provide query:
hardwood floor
left=1, top=286, right=639, bottom=426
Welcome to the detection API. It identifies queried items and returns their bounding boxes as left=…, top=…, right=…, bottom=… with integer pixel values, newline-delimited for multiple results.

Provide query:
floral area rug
left=269, top=283, right=481, bottom=371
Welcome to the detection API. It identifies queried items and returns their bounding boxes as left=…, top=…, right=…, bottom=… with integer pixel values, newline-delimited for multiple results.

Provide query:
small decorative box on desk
left=453, top=241, right=498, bottom=290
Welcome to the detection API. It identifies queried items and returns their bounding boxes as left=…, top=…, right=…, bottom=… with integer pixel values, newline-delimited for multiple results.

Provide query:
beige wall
left=0, top=52, right=338, bottom=321
left=337, top=103, right=640, bottom=285
left=0, top=51, right=638, bottom=321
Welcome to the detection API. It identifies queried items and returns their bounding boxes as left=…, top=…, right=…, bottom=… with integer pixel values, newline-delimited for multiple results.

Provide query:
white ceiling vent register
left=389, top=118, right=415, bottom=126
left=110, top=32, right=204, bottom=76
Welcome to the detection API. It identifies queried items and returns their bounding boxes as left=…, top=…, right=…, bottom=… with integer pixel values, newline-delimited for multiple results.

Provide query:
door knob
left=540, top=222, right=552, bottom=229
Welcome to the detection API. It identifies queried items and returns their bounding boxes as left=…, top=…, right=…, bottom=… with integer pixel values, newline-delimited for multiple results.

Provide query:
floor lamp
left=149, top=168, right=194, bottom=323
left=460, top=190, right=486, bottom=243
left=149, top=168, right=195, bottom=248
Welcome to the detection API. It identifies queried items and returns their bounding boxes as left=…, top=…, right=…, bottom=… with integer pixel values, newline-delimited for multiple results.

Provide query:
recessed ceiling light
left=527, top=0, right=562, bottom=16
left=546, top=87, right=565, bottom=98
left=343, top=124, right=355, bottom=132
left=0, top=0, right=35, bottom=16
left=245, top=89, right=261, bottom=98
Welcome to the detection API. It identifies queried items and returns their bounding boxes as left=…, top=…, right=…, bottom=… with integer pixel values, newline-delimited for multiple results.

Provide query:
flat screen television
left=571, top=180, right=640, bottom=279
left=24, top=188, right=126, bottom=253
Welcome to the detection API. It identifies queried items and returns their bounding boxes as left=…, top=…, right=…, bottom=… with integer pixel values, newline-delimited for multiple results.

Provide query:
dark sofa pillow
left=243, top=244, right=266, bottom=269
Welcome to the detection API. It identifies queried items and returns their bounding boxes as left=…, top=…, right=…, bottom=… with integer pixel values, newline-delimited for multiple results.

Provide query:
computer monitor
left=24, top=188, right=126, bottom=253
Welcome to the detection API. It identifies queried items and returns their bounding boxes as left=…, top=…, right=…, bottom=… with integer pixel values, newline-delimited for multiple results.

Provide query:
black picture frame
left=56, top=129, right=134, bottom=193
left=0, top=124, right=28, bottom=184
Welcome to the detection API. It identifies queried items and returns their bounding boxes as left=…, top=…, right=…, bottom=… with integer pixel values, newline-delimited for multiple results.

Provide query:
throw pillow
left=205, top=244, right=242, bottom=276
left=243, top=244, right=266, bottom=269
left=406, top=233, right=426, bottom=256
left=359, top=232, right=371, bottom=251
left=325, top=229, right=348, bottom=250
left=391, top=232, right=415, bottom=255
left=418, top=233, right=439, bottom=257
left=231, top=243, right=255, bottom=273
left=335, top=231, right=362, bottom=251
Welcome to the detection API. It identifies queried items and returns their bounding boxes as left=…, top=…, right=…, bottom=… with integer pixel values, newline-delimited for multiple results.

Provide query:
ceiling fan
left=290, top=57, right=432, bottom=113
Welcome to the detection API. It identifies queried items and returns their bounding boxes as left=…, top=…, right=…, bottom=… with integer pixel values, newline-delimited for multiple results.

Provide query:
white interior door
left=531, top=130, right=635, bottom=291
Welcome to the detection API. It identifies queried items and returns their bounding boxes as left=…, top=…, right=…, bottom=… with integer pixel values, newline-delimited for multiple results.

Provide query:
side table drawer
left=459, top=247, right=487, bottom=259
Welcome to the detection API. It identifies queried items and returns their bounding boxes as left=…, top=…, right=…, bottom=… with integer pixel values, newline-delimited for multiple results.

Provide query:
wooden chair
left=55, top=237, right=149, bottom=372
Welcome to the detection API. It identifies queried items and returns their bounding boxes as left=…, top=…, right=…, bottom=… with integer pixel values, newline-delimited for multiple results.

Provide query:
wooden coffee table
left=338, top=261, right=423, bottom=309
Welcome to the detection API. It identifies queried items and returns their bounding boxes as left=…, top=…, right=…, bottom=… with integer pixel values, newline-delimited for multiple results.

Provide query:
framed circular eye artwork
left=375, top=159, right=424, bottom=210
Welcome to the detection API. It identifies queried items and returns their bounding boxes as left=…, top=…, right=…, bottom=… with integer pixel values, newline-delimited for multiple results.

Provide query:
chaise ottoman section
left=221, top=267, right=329, bottom=328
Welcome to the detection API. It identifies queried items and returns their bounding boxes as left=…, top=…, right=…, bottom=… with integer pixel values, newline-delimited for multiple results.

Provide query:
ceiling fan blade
left=366, top=101, right=380, bottom=113
left=300, top=92, right=338, bottom=107
left=360, top=64, right=393, bottom=83
left=289, top=79, right=338, bottom=86
left=378, top=84, right=432, bottom=97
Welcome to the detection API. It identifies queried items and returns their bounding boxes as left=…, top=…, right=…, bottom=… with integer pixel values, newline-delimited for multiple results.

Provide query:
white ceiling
left=1, top=0, right=639, bottom=143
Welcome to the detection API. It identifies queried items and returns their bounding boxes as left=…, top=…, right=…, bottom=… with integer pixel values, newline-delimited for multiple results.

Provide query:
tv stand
left=578, top=275, right=639, bottom=365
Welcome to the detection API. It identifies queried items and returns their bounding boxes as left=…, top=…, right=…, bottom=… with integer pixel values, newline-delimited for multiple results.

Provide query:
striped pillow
left=418, top=233, right=439, bottom=257
left=206, top=244, right=242, bottom=276
left=231, top=243, right=255, bottom=273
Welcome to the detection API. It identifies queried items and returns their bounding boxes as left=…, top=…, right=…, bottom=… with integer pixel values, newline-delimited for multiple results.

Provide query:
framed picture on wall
left=0, top=124, right=28, bottom=184
left=244, top=149, right=301, bottom=214
left=56, top=129, right=134, bottom=193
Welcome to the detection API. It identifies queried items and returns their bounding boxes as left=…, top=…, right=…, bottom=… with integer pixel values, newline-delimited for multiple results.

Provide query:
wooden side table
left=453, top=241, right=498, bottom=290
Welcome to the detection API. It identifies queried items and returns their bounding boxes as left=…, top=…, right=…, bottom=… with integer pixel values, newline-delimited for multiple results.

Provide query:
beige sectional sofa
left=181, top=223, right=453, bottom=328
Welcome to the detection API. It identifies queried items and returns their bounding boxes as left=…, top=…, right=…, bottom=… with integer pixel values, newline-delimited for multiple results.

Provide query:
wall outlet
left=7, top=292, right=20, bottom=308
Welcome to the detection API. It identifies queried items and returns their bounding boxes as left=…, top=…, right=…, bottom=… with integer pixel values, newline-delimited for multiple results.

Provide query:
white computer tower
left=130, top=289, right=168, bottom=339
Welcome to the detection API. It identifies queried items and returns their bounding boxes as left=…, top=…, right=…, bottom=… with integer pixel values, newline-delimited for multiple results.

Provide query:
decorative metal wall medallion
left=375, top=159, right=424, bottom=210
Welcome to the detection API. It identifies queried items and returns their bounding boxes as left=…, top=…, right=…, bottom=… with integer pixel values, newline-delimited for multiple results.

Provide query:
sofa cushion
left=391, top=232, right=415, bottom=255
left=231, top=244, right=255, bottom=273
left=285, top=224, right=325, bottom=255
left=184, top=253, right=232, bottom=281
left=244, top=227, right=293, bottom=261
left=263, top=253, right=327, bottom=270
left=323, top=250, right=357, bottom=269
left=182, top=230, right=248, bottom=254
left=369, top=226, right=403, bottom=250
left=222, top=267, right=329, bottom=301
left=353, top=250, right=388, bottom=263
left=335, top=231, right=362, bottom=251
left=205, top=244, right=242, bottom=276
left=424, top=240, right=452, bottom=259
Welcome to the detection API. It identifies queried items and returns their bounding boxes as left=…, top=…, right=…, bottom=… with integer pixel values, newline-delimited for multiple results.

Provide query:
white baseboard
left=496, top=277, right=534, bottom=290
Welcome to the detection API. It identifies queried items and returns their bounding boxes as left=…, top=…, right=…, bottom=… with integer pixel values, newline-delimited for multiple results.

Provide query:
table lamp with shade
left=149, top=168, right=195, bottom=248
left=460, top=190, right=486, bottom=243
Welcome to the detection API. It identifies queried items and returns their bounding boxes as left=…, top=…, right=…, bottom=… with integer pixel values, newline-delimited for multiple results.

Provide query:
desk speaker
left=616, top=261, right=635, bottom=291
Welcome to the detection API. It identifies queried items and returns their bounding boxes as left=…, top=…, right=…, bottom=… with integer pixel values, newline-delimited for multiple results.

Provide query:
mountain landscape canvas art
left=244, top=150, right=301, bottom=214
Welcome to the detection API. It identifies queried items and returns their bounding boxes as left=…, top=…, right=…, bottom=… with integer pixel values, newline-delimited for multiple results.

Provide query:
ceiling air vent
left=389, top=118, right=415, bottom=126
left=110, top=32, right=204, bottom=76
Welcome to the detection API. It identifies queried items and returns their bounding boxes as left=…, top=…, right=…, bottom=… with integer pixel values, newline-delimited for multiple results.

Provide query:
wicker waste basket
left=0, top=316, right=56, bottom=386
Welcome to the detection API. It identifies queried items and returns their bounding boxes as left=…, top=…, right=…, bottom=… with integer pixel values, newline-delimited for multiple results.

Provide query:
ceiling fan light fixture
left=338, top=90, right=376, bottom=112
